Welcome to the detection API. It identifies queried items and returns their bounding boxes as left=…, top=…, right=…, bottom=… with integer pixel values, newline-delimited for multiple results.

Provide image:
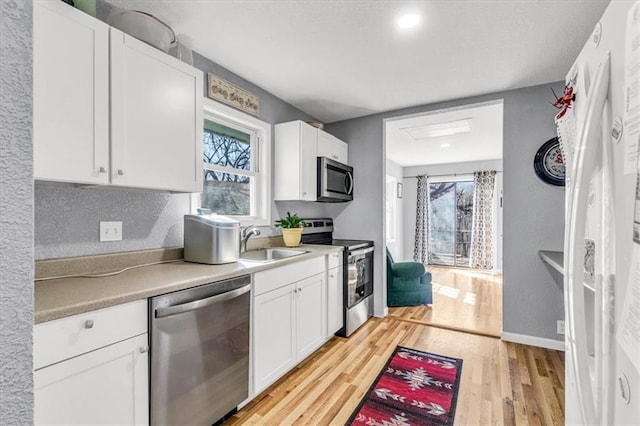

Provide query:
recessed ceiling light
left=397, top=13, right=421, bottom=29
left=440, top=143, right=451, bottom=148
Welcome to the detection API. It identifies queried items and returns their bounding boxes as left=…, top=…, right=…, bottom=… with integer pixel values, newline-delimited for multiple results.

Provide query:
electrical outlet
left=100, top=221, right=122, bottom=242
left=557, top=320, right=565, bottom=335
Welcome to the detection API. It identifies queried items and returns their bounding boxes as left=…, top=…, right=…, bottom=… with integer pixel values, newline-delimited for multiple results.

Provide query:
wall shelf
left=538, top=250, right=564, bottom=276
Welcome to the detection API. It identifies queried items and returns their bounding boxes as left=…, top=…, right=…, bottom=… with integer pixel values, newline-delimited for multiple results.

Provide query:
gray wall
left=0, top=0, right=34, bottom=423
left=34, top=44, right=336, bottom=259
left=328, top=82, right=566, bottom=341
left=385, top=159, right=404, bottom=259
left=401, top=159, right=503, bottom=270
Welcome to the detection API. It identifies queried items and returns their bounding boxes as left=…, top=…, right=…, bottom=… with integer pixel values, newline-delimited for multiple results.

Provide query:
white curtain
left=470, top=170, right=496, bottom=269
left=413, top=175, right=432, bottom=264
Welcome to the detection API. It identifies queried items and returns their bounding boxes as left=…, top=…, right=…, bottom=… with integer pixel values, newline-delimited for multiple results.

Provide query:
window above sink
left=192, top=98, right=271, bottom=226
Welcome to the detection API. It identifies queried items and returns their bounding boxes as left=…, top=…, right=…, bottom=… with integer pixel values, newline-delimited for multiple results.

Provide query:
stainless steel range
left=301, top=219, right=374, bottom=337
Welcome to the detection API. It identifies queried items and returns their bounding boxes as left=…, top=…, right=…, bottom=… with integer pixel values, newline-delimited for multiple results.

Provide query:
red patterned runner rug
left=346, top=346, right=463, bottom=426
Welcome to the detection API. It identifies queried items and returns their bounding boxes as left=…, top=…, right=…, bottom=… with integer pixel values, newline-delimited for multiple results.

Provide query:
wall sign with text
left=207, top=73, right=260, bottom=116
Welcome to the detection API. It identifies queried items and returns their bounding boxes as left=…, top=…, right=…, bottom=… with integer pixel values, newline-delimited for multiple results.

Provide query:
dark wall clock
left=533, top=137, right=565, bottom=186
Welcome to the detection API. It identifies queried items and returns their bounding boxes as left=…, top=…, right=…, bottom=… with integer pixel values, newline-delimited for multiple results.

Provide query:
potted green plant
left=275, top=212, right=305, bottom=247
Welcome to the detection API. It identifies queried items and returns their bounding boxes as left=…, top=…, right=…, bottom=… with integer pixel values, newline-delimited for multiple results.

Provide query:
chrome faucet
left=240, top=225, right=261, bottom=253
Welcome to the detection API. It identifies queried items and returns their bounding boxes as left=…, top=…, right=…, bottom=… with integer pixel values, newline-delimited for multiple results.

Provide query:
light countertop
left=35, top=245, right=343, bottom=324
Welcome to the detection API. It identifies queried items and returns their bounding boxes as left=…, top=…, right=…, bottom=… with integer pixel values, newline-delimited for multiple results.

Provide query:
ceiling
left=106, top=0, right=609, bottom=124
left=386, top=101, right=503, bottom=167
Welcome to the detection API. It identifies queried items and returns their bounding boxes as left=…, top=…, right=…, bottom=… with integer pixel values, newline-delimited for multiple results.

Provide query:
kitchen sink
left=239, top=248, right=308, bottom=262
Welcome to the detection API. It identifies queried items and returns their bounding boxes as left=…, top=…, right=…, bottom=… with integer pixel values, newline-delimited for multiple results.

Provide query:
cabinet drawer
left=254, top=257, right=324, bottom=296
left=327, top=251, right=343, bottom=269
left=34, top=300, right=147, bottom=370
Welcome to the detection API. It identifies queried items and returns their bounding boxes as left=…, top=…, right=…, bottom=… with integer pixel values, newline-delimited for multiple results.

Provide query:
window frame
left=192, top=97, right=271, bottom=226
left=385, top=175, right=397, bottom=244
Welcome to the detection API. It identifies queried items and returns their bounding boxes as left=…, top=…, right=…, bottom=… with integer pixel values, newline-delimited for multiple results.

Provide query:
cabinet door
left=317, top=130, right=348, bottom=164
left=316, top=130, right=335, bottom=159
left=327, top=265, right=344, bottom=336
left=35, top=334, right=149, bottom=426
left=34, top=0, right=110, bottom=184
left=295, top=273, right=326, bottom=360
left=253, top=284, right=296, bottom=393
left=299, top=122, right=318, bottom=201
left=334, top=139, right=348, bottom=163
left=110, top=29, right=203, bottom=193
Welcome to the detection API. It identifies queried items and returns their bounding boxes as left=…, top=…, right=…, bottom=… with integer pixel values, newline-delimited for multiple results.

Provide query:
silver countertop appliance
left=184, top=213, right=239, bottom=264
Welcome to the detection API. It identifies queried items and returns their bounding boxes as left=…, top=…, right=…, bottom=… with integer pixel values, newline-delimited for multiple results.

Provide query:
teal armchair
left=386, top=248, right=433, bottom=307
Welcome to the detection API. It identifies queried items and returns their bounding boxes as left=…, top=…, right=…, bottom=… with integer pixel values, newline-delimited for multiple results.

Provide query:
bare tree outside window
left=429, top=181, right=474, bottom=267
left=201, top=121, right=253, bottom=215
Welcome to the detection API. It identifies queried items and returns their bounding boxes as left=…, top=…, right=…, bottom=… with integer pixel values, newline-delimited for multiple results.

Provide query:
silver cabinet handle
left=293, top=289, right=297, bottom=294
left=98, top=167, right=107, bottom=173
left=330, top=274, right=335, bottom=278
left=139, top=346, right=149, bottom=354
left=84, top=320, right=94, bottom=329
left=155, top=284, right=250, bottom=318
left=117, top=169, right=124, bottom=176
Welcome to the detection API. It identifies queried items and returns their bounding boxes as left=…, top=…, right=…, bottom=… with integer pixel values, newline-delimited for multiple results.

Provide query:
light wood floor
left=228, top=316, right=564, bottom=425
left=388, top=266, right=503, bottom=337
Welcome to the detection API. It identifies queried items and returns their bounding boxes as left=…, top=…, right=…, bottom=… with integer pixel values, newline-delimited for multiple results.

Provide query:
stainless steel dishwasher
left=149, top=275, right=250, bottom=426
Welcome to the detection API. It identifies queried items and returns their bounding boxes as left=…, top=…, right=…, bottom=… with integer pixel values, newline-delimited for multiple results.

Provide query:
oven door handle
left=155, top=284, right=250, bottom=318
left=349, top=246, right=374, bottom=257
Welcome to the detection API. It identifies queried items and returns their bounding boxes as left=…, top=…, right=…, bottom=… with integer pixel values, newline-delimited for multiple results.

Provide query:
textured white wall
left=0, top=0, right=34, bottom=423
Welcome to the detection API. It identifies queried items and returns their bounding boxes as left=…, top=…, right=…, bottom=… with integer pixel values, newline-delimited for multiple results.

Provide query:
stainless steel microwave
left=317, top=157, right=353, bottom=202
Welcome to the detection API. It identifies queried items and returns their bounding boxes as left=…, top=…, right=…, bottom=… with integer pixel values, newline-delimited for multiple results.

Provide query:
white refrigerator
left=558, top=1, right=640, bottom=424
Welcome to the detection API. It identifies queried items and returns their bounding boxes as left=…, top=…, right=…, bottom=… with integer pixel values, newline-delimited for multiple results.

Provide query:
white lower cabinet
left=34, top=300, right=148, bottom=426
left=252, top=257, right=327, bottom=394
left=35, top=334, right=149, bottom=425
left=253, top=284, right=296, bottom=392
left=295, top=273, right=327, bottom=359
left=327, top=270, right=344, bottom=336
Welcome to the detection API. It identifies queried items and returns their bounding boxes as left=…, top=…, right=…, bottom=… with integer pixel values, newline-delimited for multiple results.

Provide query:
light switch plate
left=557, top=320, right=565, bottom=335
left=100, top=221, right=122, bottom=242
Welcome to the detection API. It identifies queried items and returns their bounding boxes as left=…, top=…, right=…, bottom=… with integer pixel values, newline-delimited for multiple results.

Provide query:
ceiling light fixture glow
left=440, top=143, right=451, bottom=148
left=402, top=119, right=472, bottom=139
left=397, top=13, right=421, bottom=29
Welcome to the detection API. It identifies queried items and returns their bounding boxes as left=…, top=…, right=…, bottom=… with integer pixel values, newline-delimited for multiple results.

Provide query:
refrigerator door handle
left=565, top=52, right=610, bottom=424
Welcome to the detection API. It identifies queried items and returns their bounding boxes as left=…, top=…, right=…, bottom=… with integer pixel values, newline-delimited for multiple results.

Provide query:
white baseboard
left=375, top=306, right=389, bottom=318
left=501, top=332, right=565, bottom=351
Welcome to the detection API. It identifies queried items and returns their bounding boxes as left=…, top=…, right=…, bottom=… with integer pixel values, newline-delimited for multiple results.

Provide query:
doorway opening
left=383, top=99, right=503, bottom=337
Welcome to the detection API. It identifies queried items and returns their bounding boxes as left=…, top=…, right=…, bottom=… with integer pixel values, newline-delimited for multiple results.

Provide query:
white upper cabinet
left=34, top=0, right=110, bottom=184
left=110, top=30, right=203, bottom=193
left=33, top=1, right=203, bottom=193
left=274, top=120, right=318, bottom=201
left=317, top=129, right=348, bottom=164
